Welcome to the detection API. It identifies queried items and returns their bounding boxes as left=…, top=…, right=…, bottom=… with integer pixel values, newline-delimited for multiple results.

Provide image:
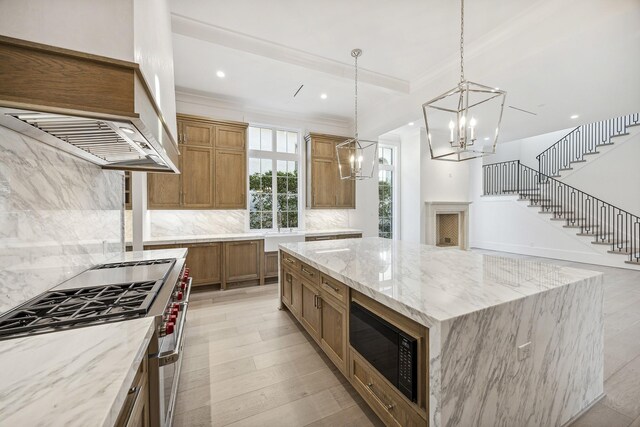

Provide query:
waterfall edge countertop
left=0, top=248, right=186, bottom=427
left=279, top=237, right=602, bottom=325
left=279, top=237, right=605, bottom=427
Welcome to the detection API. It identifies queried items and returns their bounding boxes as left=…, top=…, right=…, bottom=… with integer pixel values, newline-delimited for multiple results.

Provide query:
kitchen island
left=279, top=237, right=604, bottom=427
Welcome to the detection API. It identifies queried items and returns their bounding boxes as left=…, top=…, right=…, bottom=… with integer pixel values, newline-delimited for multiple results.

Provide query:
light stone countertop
left=0, top=317, right=155, bottom=427
left=128, top=228, right=363, bottom=247
left=279, top=237, right=602, bottom=326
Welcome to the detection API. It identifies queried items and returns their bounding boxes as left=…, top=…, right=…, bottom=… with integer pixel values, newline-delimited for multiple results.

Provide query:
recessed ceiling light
left=320, top=93, right=328, bottom=100
left=408, top=122, right=415, bottom=126
left=570, top=114, right=579, bottom=119
left=484, top=137, right=490, bottom=141
left=216, top=70, right=225, bottom=78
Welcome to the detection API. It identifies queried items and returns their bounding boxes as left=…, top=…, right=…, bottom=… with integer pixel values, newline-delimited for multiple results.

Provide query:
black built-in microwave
left=349, top=301, right=418, bottom=402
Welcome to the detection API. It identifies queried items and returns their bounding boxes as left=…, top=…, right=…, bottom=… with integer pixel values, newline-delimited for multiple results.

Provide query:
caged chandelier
left=336, top=49, right=377, bottom=180
left=422, top=0, right=507, bottom=161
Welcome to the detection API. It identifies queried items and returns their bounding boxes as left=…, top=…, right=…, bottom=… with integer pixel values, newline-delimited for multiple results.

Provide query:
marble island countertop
left=127, top=228, right=363, bottom=246
left=279, top=237, right=602, bottom=325
left=0, top=317, right=155, bottom=427
left=280, top=237, right=605, bottom=426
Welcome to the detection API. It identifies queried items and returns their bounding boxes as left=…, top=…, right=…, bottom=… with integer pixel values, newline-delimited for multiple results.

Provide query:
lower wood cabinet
left=186, top=243, right=221, bottom=286
left=223, top=240, right=264, bottom=289
left=305, top=233, right=362, bottom=242
left=319, top=291, right=348, bottom=374
left=264, top=251, right=279, bottom=279
left=281, top=268, right=293, bottom=307
left=116, top=351, right=149, bottom=427
left=300, top=279, right=322, bottom=341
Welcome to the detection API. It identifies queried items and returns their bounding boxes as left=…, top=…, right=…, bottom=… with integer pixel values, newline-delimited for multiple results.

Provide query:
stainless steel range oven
left=147, top=262, right=192, bottom=427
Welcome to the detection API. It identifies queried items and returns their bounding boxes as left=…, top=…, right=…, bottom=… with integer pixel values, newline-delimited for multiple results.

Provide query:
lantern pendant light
left=336, top=49, right=377, bottom=180
left=422, top=0, right=506, bottom=161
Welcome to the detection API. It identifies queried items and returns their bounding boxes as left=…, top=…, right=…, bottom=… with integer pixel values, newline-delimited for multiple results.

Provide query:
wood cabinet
left=116, top=351, right=149, bottom=427
left=265, top=251, right=279, bottom=279
left=223, top=240, right=264, bottom=289
left=214, top=149, right=245, bottom=209
left=281, top=268, right=293, bottom=307
left=186, top=243, right=221, bottom=286
left=306, top=133, right=356, bottom=209
left=300, top=279, right=321, bottom=341
left=319, top=290, right=348, bottom=374
left=181, top=145, right=213, bottom=208
left=148, top=114, right=247, bottom=210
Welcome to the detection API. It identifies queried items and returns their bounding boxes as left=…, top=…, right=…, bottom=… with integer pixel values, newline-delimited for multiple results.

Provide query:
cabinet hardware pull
left=316, top=295, right=322, bottom=309
left=313, top=294, right=317, bottom=308
left=302, top=267, right=314, bottom=276
left=284, top=258, right=294, bottom=264
left=366, top=382, right=395, bottom=411
left=323, top=281, right=340, bottom=293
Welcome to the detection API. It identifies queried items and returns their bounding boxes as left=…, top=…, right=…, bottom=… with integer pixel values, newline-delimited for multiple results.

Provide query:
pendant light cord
left=460, top=0, right=465, bottom=82
left=354, top=52, right=359, bottom=138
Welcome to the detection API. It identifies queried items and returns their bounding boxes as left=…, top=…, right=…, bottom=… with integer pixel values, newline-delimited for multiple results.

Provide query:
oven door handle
left=156, top=277, right=192, bottom=367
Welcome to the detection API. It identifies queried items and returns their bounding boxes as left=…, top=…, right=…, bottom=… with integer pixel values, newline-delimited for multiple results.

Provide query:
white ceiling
left=170, top=0, right=640, bottom=141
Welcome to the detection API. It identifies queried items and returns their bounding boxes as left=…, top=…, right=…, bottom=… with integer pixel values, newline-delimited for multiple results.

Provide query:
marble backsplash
left=304, top=209, right=350, bottom=230
left=0, top=126, right=123, bottom=315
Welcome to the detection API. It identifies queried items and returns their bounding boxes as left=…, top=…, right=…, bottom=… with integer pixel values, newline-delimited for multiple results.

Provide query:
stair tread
left=550, top=217, right=584, bottom=221
left=592, top=240, right=629, bottom=245
left=564, top=225, right=599, bottom=229
left=624, top=260, right=640, bottom=266
left=529, top=204, right=561, bottom=208
left=582, top=151, right=601, bottom=156
left=577, top=231, right=613, bottom=236
left=608, top=248, right=637, bottom=255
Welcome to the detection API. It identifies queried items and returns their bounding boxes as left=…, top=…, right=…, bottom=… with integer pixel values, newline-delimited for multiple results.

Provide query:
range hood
left=0, top=35, right=179, bottom=172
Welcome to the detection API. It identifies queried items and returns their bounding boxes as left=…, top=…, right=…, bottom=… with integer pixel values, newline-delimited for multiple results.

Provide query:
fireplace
left=425, top=201, right=471, bottom=250
left=436, top=213, right=459, bottom=247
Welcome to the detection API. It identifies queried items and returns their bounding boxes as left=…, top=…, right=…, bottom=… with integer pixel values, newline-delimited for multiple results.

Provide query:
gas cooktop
left=93, top=259, right=174, bottom=269
left=0, top=280, right=163, bottom=340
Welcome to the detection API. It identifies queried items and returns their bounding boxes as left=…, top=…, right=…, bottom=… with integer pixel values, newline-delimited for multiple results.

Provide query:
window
left=248, top=126, right=299, bottom=230
left=378, top=146, right=396, bottom=239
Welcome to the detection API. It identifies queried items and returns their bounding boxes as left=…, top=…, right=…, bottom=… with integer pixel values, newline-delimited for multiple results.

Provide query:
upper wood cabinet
left=148, top=114, right=247, bottom=210
left=179, top=120, right=213, bottom=146
left=214, top=149, right=245, bottom=209
left=306, top=133, right=356, bottom=209
left=182, top=145, right=213, bottom=208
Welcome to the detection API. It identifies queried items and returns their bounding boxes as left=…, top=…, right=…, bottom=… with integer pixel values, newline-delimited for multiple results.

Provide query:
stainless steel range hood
left=0, top=35, right=179, bottom=172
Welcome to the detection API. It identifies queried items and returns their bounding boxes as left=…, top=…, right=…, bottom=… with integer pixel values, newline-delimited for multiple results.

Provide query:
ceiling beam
left=171, top=13, right=410, bottom=95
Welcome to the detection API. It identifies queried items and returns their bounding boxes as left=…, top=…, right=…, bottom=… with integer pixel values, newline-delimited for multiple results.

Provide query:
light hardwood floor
left=174, top=252, right=640, bottom=427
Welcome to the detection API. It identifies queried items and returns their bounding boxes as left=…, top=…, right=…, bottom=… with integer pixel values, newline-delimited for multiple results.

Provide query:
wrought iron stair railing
left=483, top=160, right=640, bottom=264
left=536, top=113, right=640, bottom=177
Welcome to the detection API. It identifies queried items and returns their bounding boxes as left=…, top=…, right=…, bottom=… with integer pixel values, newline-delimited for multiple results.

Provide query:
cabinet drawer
left=320, top=273, right=348, bottom=305
left=299, top=262, right=320, bottom=284
left=281, top=251, right=300, bottom=270
left=350, top=349, right=426, bottom=427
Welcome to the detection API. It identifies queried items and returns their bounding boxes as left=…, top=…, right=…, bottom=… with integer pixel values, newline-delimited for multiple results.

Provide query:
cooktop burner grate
left=93, top=259, right=174, bottom=269
left=0, top=279, right=163, bottom=340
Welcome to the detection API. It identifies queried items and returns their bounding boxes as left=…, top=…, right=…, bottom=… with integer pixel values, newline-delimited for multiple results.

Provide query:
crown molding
left=171, top=13, right=409, bottom=94
left=175, top=86, right=353, bottom=132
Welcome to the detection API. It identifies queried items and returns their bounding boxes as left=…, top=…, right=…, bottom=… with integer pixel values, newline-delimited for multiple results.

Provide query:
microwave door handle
left=155, top=277, right=192, bottom=366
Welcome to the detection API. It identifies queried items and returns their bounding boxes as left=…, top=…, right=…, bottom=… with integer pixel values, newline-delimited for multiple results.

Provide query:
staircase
left=483, top=113, right=640, bottom=267
left=537, top=113, right=640, bottom=177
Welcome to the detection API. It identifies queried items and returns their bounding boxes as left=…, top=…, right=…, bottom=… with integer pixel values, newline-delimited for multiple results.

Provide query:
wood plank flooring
left=174, top=252, right=640, bottom=426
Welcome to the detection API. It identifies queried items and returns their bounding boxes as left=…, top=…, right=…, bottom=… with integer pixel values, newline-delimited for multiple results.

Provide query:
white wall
left=483, top=128, right=573, bottom=168
left=399, top=129, right=422, bottom=242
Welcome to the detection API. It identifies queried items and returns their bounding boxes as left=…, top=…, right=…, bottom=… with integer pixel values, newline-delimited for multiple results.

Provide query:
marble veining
left=280, top=237, right=604, bottom=427
left=0, top=317, right=155, bottom=427
left=279, top=237, right=601, bottom=324
left=148, top=209, right=245, bottom=237
left=304, top=209, right=350, bottom=230
left=0, top=126, right=124, bottom=315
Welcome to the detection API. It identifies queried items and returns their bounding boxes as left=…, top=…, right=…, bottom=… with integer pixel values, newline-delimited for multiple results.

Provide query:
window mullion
left=272, top=158, right=277, bottom=230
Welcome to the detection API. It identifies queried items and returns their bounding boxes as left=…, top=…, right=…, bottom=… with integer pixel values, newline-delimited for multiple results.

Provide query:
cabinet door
left=180, top=120, right=213, bottom=146
left=182, top=146, right=213, bottom=208
left=186, top=243, right=221, bottom=286
left=300, top=280, right=321, bottom=342
left=291, top=275, right=303, bottom=317
left=319, top=295, right=347, bottom=374
left=281, top=268, right=293, bottom=307
left=224, top=240, right=261, bottom=282
left=312, top=137, right=337, bottom=159
left=311, top=158, right=336, bottom=208
left=336, top=155, right=356, bottom=208
left=147, top=154, right=181, bottom=209
left=265, top=252, right=279, bottom=278
left=215, top=125, right=246, bottom=150
left=214, top=149, right=246, bottom=209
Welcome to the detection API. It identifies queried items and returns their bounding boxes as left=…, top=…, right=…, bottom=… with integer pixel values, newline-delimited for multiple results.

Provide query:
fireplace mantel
left=424, top=201, right=471, bottom=250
